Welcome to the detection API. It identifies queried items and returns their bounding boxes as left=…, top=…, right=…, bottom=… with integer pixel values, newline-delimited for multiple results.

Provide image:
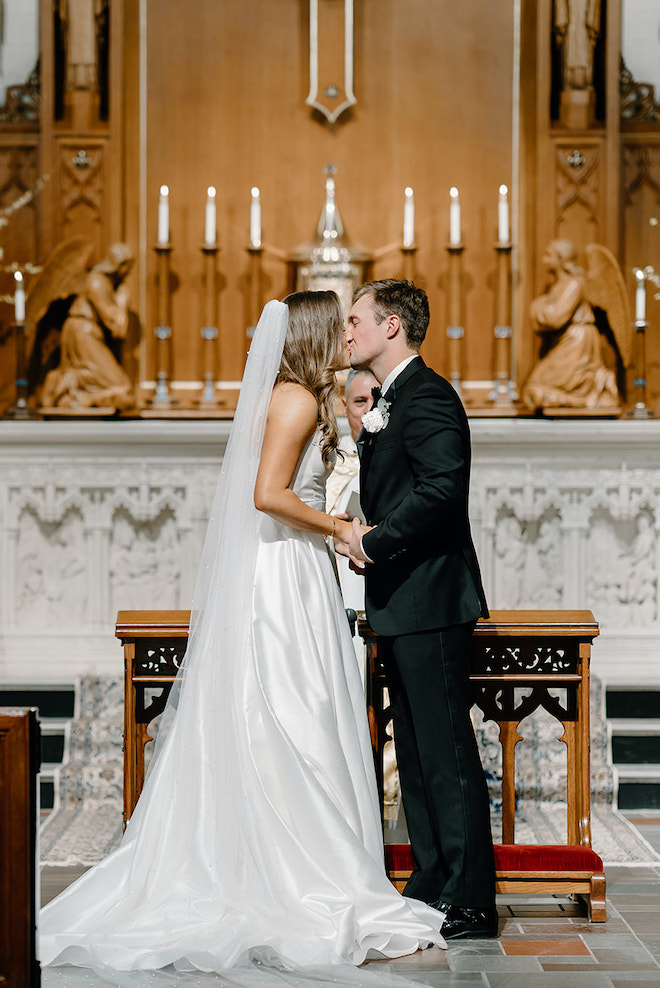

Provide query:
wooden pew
left=116, top=608, right=606, bottom=921
left=0, top=707, right=41, bottom=987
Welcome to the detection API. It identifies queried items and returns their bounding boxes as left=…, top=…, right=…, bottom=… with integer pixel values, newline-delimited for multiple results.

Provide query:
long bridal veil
left=148, top=299, right=289, bottom=763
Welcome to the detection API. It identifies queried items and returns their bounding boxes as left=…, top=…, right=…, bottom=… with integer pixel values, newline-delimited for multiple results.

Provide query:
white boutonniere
left=361, top=397, right=391, bottom=434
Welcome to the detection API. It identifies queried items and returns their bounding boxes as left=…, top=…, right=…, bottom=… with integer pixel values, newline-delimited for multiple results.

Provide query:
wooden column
left=0, top=708, right=41, bottom=987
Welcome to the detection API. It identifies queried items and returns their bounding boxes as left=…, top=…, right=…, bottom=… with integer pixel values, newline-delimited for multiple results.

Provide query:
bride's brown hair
left=278, top=290, right=344, bottom=466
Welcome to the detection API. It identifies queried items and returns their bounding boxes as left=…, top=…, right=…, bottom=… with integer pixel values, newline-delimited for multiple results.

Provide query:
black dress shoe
left=431, top=901, right=498, bottom=940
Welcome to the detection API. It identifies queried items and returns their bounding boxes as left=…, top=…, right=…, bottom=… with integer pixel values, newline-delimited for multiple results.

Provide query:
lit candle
left=449, top=187, right=461, bottom=245
left=403, top=187, right=415, bottom=247
left=250, top=187, right=261, bottom=247
left=498, top=184, right=509, bottom=244
left=14, top=271, right=25, bottom=323
left=204, top=186, right=217, bottom=246
left=157, top=185, right=169, bottom=244
left=635, top=269, right=646, bottom=322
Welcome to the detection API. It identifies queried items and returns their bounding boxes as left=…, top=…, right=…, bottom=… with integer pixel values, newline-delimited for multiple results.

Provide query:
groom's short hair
left=353, top=280, right=430, bottom=350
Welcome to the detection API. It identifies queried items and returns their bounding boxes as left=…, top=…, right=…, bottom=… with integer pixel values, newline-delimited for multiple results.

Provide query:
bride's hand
left=332, top=516, right=353, bottom=550
left=334, top=517, right=373, bottom=570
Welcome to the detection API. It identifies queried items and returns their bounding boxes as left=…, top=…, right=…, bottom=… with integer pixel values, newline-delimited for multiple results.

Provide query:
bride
left=39, top=292, right=445, bottom=983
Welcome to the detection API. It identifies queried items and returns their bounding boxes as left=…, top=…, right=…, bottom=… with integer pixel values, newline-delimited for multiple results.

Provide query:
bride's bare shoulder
left=269, top=381, right=317, bottom=427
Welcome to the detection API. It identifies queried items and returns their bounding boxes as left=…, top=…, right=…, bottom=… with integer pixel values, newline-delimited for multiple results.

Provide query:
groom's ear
left=385, top=314, right=401, bottom=339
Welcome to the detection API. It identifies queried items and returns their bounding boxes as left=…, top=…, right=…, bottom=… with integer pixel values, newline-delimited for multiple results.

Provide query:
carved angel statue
left=27, top=239, right=135, bottom=410
left=521, top=240, right=632, bottom=411
left=554, top=0, right=601, bottom=91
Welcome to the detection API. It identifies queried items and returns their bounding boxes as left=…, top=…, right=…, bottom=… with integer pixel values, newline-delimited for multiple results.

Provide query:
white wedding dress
left=40, top=301, right=444, bottom=987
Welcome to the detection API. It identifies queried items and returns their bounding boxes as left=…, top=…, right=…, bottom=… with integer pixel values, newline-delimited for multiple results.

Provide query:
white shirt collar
left=380, top=354, right=418, bottom=397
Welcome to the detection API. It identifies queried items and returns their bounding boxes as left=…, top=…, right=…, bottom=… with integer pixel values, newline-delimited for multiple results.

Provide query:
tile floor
left=39, top=817, right=660, bottom=987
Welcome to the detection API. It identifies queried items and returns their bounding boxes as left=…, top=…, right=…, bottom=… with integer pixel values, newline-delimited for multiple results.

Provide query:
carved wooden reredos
left=0, top=0, right=659, bottom=413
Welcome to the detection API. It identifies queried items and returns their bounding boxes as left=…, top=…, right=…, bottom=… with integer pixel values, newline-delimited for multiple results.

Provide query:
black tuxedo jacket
left=358, top=356, right=488, bottom=636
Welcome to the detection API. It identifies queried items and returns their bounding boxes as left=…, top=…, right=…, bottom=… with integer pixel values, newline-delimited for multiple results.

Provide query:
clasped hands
left=333, top=515, right=374, bottom=571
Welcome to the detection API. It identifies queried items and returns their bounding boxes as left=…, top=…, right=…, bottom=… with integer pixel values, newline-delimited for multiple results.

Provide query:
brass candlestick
left=149, top=244, right=177, bottom=408
left=625, top=319, right=656, bottom=418
left=446, top=243, right=465, bottom=397
left=197, top=245, right=221, bottom=408
left=4, top=322, right=40, bottom=419
left=247, top=245, right=263, bottom=336
left=401, top=245, right=417, bottom=282
left=487, top=242, right=518, bottom=405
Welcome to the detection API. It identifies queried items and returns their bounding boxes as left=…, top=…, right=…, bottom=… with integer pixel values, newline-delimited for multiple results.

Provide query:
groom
left=344, top=279, right=497, bottom=940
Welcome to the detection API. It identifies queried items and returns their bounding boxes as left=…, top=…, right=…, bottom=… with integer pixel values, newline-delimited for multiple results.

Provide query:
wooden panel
left=622, top=136, right=660, bottom=407
left=0, top=138, right=40, bottom=416
left=0, top=708, right=40, bottom=987
left=142, top=0, right=515, bottom=400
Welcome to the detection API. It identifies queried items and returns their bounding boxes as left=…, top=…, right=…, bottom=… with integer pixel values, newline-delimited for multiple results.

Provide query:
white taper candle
left=635, top=269, right=646, bottom=321
left=250, top=187, right=261, bottom=248
left=498, top=184, right=509, bottom=244
left=14, top=271, right=25, bottom=323
left=449, top=187, right=461, bottom=245
left=204, top=187, right=217, bottom=246
left=157, top=185, right=169, bottom=244
left=403, top=187, right=415, bottom=247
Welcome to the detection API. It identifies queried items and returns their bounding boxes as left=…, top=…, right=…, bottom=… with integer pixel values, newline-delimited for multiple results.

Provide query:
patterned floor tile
left=445, top=942, right=504, bottom=956
left=449, top=954, right=544, bottom=972
left=502, top=940, right=591, bottom=955
left=623, top=917, right=660, bottom=937
left=540, top=961, right=601, bottom=970
left=608, top=978, right=660, bottom=985
left=483, top=974, right=615, bottom=987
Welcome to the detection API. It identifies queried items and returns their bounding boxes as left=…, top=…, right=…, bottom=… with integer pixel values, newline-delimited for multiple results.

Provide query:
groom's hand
left=348, top=517, right=374, bottom=570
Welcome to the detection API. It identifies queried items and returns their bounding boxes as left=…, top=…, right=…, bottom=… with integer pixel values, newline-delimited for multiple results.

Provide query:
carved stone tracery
left=476, top=463, right=660, bottom=628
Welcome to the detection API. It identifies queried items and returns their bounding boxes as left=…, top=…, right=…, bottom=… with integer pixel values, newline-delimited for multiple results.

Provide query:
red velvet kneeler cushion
left=494, top=843, right=604, bottom=871
left=385, top=843, right=604, bottom=874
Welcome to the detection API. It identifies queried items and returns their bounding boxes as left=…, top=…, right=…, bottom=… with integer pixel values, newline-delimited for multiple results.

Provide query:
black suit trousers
left=380, top=623, right=496, bottom=909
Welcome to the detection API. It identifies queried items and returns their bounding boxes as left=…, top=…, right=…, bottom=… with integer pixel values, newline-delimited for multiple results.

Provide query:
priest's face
left=345, top=294, right=387, bottom=373
left=344, top=370, right=378, bottom=441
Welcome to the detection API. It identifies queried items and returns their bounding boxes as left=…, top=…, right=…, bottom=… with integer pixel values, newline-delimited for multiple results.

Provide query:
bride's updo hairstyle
left=278, top=290, right=344, bottom=466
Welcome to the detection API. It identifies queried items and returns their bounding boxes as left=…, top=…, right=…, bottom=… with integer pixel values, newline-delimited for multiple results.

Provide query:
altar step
left=0, top=685, right=76, bottom=812
left=607, top=687, right=660, bottom=810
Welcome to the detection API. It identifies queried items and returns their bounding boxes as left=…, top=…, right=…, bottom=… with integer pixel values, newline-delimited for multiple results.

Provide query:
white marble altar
left=0, top=418, right=658, bottom=685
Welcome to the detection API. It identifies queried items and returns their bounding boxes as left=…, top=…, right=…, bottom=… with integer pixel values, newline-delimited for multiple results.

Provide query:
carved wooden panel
left=553, top=140, right=602, bottom=246
left=0, top=144, right=40, bottom=267
left=622, top=137, right=660, bottom=409
left=0, top=141, right=40, bottom=414
left=57, top=140, right=107, bottom=254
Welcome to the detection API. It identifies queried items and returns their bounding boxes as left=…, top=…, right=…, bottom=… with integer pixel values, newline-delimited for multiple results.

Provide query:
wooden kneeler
left=385, top=844, right=606, bottom=923
left=361, top=610, right=607, bottom=922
